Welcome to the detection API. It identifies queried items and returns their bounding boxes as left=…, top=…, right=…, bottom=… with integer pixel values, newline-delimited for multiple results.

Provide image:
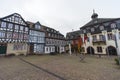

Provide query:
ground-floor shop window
left=13, top=44, right=26, bottom=50
left=34, top=44, right=44, bottom=53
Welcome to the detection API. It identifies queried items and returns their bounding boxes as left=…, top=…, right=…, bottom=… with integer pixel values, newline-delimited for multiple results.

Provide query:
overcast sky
left=0, top=0, right=120, bottom=36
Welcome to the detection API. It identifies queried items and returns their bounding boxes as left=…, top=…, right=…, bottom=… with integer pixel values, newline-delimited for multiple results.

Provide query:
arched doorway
left=87, top=46, right=94, bottom=54
left=106, top=46, right=117, bottom=55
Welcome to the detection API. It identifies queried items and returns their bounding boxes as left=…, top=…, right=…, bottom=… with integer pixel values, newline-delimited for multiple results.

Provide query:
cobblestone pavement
left=0, top=56, right=60, bottom=80
left=0, top=54, right=120, bottom=80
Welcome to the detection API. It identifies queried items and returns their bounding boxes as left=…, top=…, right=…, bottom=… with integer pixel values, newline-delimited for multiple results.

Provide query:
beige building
left=80, top=12, right=120, bottom=55
left=0, top=13, right=29, bottom=55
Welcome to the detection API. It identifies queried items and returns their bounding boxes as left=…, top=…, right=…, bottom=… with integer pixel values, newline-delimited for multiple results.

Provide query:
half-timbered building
left=0, top=13, right=29, bottom=55
left=42, top=25, right=66, bottom=54
left=27, top=21, right=45, bottom=54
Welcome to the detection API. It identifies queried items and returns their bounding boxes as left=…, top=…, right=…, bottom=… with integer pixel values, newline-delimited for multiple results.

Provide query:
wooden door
left=0, top=44, right=7, bottom=54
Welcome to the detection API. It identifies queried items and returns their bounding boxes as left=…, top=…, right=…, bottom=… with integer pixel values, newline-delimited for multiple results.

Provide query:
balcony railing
left=92, top=39, right=106, bottom=45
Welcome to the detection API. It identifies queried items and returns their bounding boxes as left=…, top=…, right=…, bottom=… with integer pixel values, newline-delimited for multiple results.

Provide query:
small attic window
left=99, top=26, right=104, bottom=30
left=35, top=24, right=41, bottom=29
left=111, top=23, right=116, bottom=29
left=83, top=30, right=86, bottom=33
left=47, top=28, right=49, bottom=31
left=91, top=28, right=95, bottom=32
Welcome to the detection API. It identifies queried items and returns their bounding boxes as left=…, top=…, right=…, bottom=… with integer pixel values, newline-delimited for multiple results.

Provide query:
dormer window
left=35, top=24, right=40, bottom=29
left=47, top=28, right=49, bottom=31
left=91, top=28, right=95, bottom=32
left=111, top=23, right=116, bottom=29
left=83, top=30, right=86, bottom=33
left=51, top=30, right=53, bottom=32
left=99, top=26, right=104, bottom=30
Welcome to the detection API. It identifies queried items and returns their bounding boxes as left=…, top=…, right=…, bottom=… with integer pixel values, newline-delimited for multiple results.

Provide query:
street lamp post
left=112, top=29, right=119, bottom=56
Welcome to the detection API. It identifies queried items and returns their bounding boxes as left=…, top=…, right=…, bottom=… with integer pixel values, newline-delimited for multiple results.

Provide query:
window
left=111, top=23, right=116, bottom=29
left=99, top=35, right=105, bottom=41
left=91, top=28, right=95, bottom=32
left=87, top=37, right=90, bottom=42
left=48, top=33, right=51, bottom=37
left=1, top=22, right=6, bottom=28
left=47, top=28, right=49, bottom=31
left=13, top=44, right=26, bottom=50
left=14, top=25, right=19, bottom=32
left=25, top=27, right=28, bottom=32
left=8, top=23, right=13, bottom=29
left=7, top=32, right=12, bottom=39
left=35, top=24, right=40, bottom=29
left=97, top=47, right=102, bottom=52
left=7, top=23, right=13, bottom=31
left=20, top=26, right=24, bottom=31
left=107, top=33, right=114, bottom=40
left=99, top=26, right=104, bottom=30
left=19, top=33, right=23, bottom=40
left=24, top=34, right=28, bottom=40
left=15, top=25, right=19, bottom=30
left=83, top=30, right=86, bottom=33
left=34, top=44, right=44, bottom=53
left=92, top=35, right=97, bottom=42
left=15, top=17, right=19, bottom=23
left=30, top=30, right=34, bottom=35
left=13, top=33, right=19, bottom=39
left=0, top=32, right=5, bottom=38
left=51, top=30, right=53, bottom=32
left=117, top=23, right=120, bottom=29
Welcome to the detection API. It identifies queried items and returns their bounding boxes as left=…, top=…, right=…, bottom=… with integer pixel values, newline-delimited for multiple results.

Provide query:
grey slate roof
left=81, top=18, right=120, bottom=29
left=66, top=30, right=82, bottom=40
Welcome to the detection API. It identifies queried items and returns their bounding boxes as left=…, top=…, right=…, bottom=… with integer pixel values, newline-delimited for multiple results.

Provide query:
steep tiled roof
left=26, top=21, right=34, bottom=28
